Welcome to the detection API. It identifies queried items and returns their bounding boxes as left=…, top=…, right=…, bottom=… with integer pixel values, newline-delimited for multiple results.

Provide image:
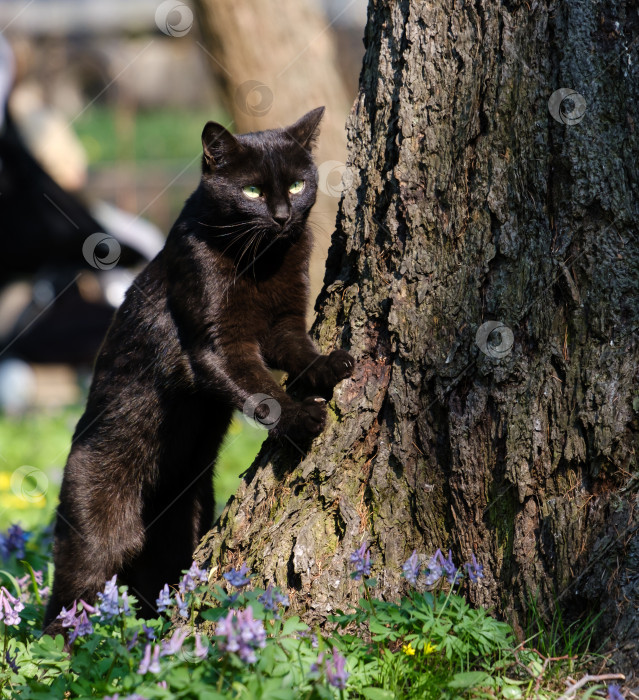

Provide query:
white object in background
left=91, top=200, right=165, bottom=262
left=0, top=359, right=36, bottom=415
left=0, top=33, right=15, bottom=130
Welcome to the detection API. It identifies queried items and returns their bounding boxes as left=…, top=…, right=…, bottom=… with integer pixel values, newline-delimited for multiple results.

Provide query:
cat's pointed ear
left=202, top=121, right=240, bottom=167
left=286, top=107, right=325, bottom=151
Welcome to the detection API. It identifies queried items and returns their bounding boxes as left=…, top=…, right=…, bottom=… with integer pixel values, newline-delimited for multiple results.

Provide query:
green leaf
left=281, top=615, right=307, bottom=636
left=448, top=671, right=493, bottom=689
left=361, top=688, right=396, bottom=699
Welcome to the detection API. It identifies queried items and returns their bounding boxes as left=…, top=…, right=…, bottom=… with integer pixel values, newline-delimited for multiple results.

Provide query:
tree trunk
left=192, top=0, right=354, bottom=303
left=196, top=0, right=639, bottom=675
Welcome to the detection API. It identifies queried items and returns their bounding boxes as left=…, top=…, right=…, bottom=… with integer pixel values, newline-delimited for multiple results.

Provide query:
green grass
left=0, top=408, right=265, bottom=532
left=73, top=106, right=229, bottom=165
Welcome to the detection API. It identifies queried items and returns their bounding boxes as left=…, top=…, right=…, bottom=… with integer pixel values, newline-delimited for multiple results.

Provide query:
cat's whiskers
left=196, top=219, right=257, bottom=230
left=219, top=224, right=262, bottom=258
left=234, top=227, right=264, bottom=274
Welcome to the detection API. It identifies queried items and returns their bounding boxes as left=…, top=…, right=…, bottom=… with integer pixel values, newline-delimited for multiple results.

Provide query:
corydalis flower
left=423, top=549, right=443, bottom=585
left=138, top=643, right=161, bottom=675
left=16, top=569, right=49, bottom=604
left=223, top=563, right=252, bottom=588
left=349, top=543, right=372, bottom=581
left=194, top=634, right=208, bottom=660
left=178, top=562, right=208, bottom=594
left=216, top=607, right=266, bottom=663
left=0, top=524, right=29, bottom=560
left=464, top=553, right=484, bottom=582
left=156, top=584, right=171, bottom=613
left=56, top=599, right=95, bottom=642
left=607, top=685, right=625, bottom=700
left=440, top=550, right=461, bottom=585
left=298, top=629, right=319, bottom=648
left=402, top=550, right=420, bottom=586
left=68, top=610, right=93, bottom=643
left=311, top=647, right=350, bottom=690
left=175, top=593, right=188, bottom=619
left=0, top=586, right=24, bottom=626
left=5, top=649, right=18, bottom=673
left=160, top=627, right=189, bottom=657
left=143, top=624, right=156, bottom=641
left=96, top=575, right=130, bottom=620
left=258, top=584, right=289, bottom=613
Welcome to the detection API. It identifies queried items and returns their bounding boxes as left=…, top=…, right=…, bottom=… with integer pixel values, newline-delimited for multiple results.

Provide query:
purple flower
left=17, top=569, right=45, bottom=603
left=175, top=593, right=189, bottom=619
left=310, top=651, right=324, bottom=673
left=79, top=599, right=96, bottom=614
left=143, top=624, right=156, bottom=641
left=179, top=562, right=208, bottom=594
left=0, top=525, right=29, bottom=560
left=194, top=634, right=208, bottom=660
left=58, top=600, right=94, bottom=643
left=156, top=584, right=171, bottom=613
left=350, top=543, right=372, bottom=580
left=440, top=550, right=461, bottom=585
left=216, top=607, right=266, bottom=664
left=0, top=586, right=25, bottom=626
left=298, top=630, right=319, bottom=648
left=127, top=630, right=139, bottom=651
left=424, top=550, right=443, bottom=586
left=160, top=627, right=189, bottom=657
left=57, top=600, right=78, bottom=628
left=464, top=553, right=484, bottom=582
left=5, top=649, right=18, bottom=673
left=223, top=564, right=252, bottom=588
left=68, top=610, right=93, bottom=643
left=138, top=643, right=161, bottom=675
left=311, top=647, right=350, bottom=689
left=259, top=584, right=289, bottom=613
left=608, top=685, right=625, bottom=700
left=326, top=648, right=349, bottom=689
left=96, top=575, right=129, bottom=620
left=402, top=550, right=420, bottom=586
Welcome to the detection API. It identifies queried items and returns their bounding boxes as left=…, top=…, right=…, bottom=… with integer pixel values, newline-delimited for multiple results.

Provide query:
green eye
left=243, top=185, right=262, bottom=199
left=289, top=180, right=305, bottom=195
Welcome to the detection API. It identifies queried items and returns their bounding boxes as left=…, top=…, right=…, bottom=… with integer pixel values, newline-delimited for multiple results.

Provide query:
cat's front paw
left=276, top=396, right=327, bottom=438
left=297, top=396, right=327, bottom=436
left=324, top=350, right=355, bottom=383
left=304, top=350, right=354, bottom=398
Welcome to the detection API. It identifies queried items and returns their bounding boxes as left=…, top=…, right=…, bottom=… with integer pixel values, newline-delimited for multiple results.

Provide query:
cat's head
left=199, top=107, right=324, bottom=243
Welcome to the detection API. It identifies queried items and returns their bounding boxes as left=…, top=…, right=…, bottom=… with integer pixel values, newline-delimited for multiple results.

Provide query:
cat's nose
left=272, top=204, right=291, bottom=228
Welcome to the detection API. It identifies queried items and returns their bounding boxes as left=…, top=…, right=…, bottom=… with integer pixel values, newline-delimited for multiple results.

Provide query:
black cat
left=43, top=107, right=354, bottom=632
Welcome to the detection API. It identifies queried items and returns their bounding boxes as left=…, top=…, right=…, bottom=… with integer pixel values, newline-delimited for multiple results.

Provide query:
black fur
left=43, top=108, right=354, bottom=632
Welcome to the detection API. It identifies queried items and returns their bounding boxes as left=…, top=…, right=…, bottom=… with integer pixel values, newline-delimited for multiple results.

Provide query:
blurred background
left=0, top=0, right=366, bottom=533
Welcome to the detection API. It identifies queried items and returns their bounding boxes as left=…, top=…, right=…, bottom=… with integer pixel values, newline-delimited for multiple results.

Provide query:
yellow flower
left=402, top=643, right=416, bottom=656
left=424, top=643, right=437, bottom=655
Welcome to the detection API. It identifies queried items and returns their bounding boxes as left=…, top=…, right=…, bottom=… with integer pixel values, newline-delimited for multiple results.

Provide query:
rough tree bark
left=192, top=0, right=354, bottom=302
left=196, top=0, right=639, bottom=675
